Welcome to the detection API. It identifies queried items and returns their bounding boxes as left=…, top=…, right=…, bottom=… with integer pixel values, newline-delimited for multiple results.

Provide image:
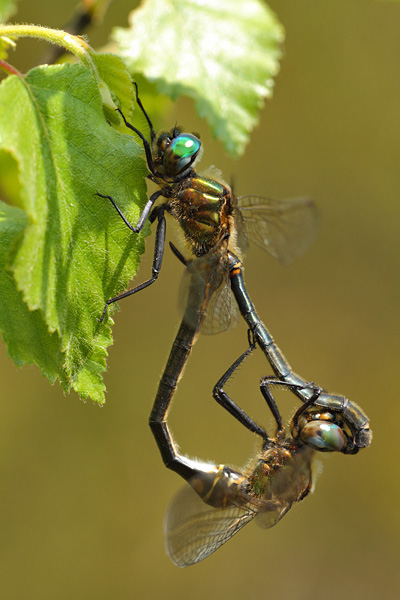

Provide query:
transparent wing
left=165, top=485, right=256, bottom=568
left=236, top=196, right=318, bottom=265
left=200, top=272, right=239, bottom=335
left=179, top=241, right=238, bottom=335
left=256, top=445, right=314, bottom=529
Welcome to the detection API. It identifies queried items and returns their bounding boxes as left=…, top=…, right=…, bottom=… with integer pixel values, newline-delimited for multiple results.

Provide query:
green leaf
left=0, top=0, right=17, bottom=24
left=0, top=150, right=21, bottom=205
left=0, top=201, right=65, bottom=383
left=92, top=53, right=139, bottom=125
left=0, top=63, right=148, bottom=402
left=113, top=0, right=284, bottom=157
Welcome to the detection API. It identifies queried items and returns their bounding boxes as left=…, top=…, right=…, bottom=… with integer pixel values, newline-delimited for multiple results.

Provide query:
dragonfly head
left=293, top=409, right=346, bottom=453
left=155, top=128, right=202, bottom=178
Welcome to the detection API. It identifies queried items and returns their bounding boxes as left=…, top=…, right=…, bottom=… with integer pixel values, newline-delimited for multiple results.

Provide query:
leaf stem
left=0, top=24, right=116, bottom=108
left=0, top=59, right=22, bottom=76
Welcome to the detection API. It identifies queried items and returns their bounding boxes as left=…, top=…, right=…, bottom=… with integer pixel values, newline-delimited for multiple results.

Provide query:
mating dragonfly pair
left=97, top=83, right=371, bottom=567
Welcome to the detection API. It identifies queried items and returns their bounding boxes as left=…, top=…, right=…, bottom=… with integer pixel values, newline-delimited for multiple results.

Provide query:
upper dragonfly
left=97, top=83, right=318, bottom=326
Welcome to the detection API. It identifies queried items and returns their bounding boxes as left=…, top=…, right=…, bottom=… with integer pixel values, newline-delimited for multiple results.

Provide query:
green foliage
left=0, top=0, right=16, bottom=23
left=0, top=1, right=284, bottom=401
left=0, top=62, right=148, bottom=402
left=113, top=0, right=284, bottom=157
left=91, top=52, right=139, bottom=126
left=0, top=200, right=65, bottom=382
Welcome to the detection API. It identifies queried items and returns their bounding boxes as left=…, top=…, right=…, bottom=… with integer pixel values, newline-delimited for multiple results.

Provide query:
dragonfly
left=162, top=340, right=361, bottom=567
left=96, top=82, right=318, bottom=324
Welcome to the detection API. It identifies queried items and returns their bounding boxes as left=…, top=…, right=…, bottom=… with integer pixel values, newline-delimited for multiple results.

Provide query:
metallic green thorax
left=167, top=175, right=233, bottom=256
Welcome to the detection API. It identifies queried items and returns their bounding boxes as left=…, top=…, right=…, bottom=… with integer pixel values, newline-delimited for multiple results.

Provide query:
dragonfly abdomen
left=189, top=465, right=249, bottom=508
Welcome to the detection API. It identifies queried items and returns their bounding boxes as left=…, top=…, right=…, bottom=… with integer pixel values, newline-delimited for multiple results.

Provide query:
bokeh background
left=1, top=1, right=399, bottom=598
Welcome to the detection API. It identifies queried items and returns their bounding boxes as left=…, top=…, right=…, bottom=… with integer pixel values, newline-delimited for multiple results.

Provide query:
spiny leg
left=260, top=376, right=322, bottom=431
left=132, top=81, right=156, bottom=143
left=259, top=377, right=284, bottom=434
left=98, top=205, right=167, bottom=321
left=169, top=241, right=189, bottom=267
left=213, top=330, right=270, bottom=442
left=116, top=107, right=161, bottom=178
left=96, top=188, right=163, bottom=235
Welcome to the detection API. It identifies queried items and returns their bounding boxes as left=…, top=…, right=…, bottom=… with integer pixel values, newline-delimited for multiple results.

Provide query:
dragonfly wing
left=232, top=194, right=249, bottom=253
left=165, top=485, right=256, bottom=568
left=237, top=196, right=318, bottom=265
left=179, top=241, right=237, bottom=335
left=256, top=445, right=314, bottom=529
left=200, top=275, right=239, bottom=335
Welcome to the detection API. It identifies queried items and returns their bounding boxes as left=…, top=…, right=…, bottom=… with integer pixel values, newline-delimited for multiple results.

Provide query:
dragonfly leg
left=98, top=204, right=167, bottom=321
left=116, top=107, right=160, bottom=178
left=260, top=376, right=321, bottom=429
left=169, top=241, right=189, bottom=267
left=96, top=188, right=163, bottom=234
left=213, top=331, right=270, bottom=442
left=132, top=81, right=156, bottom=143
left=259, top=377, right=284, bottom=434
left=291, top=385, right=323, bottom=430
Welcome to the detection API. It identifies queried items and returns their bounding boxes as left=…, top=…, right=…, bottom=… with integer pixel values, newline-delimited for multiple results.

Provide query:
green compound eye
left=171, top=134, right=201, bottom=159
left=300, top=421, right=346, bottom=452
left=164, top=134, right=201, bottom=175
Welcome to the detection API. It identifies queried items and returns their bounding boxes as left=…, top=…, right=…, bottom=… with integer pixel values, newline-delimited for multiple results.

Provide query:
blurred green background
left=0, top=1, right=399, bottom=598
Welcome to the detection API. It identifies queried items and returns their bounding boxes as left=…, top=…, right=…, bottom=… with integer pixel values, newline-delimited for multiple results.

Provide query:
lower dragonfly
left=162, top=336, right=358, bottom=567
left=149, top=239, right=371, bottom=487
left=148, top=245, right=371, bottom=566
